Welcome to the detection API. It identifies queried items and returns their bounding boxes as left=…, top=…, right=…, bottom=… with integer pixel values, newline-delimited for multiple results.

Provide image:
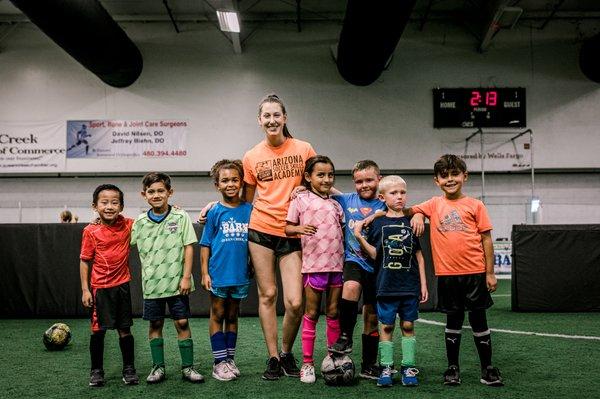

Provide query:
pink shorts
left=303, top=272, right=343, bottom=291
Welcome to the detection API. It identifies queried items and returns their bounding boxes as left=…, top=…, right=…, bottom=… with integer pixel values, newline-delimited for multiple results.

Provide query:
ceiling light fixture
left=216, top=10, right=240, bottom=33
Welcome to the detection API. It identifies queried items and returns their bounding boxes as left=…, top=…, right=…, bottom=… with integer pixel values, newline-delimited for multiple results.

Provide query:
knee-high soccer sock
left=225, top=331, right=237, bottom=360
left=325, top=316, right=341, bottom=348
left=149, top=337, right=165, bottom=367
left=362, top=331, right=379, bottom=368
left=400, top=336, right=416, bottom=367
left=302, top=315, right=318, bottom=364
left=469, top=310, right=492, bottom=369
left=178, top=338, right=194, bottom=368
left=210, top=332, right=227, bottom=364
left=338, top=299, right=358, bottom=338
left=119, top=334, right=135, bottom=367
left=378, top=340, right=394, bottom=367
left=445, top=311, right=464, bottom=367
left=90, top=331, right=106, bottom=370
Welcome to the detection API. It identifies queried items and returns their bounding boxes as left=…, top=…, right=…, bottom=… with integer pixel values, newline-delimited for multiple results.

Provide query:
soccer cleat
left=122, top=365, right=140, bottom=385
left=480, top=365, right=504, bottom=386
left=377, top=365, right=393, bottom=387
left=212, top=361, right=236, bottom=381
left=146, top=365, right=166, bottom=384
left=328, top=333, right=353, bottom=355
left=300, top=363, right=316, bottom=384
left=182, top=366, right=205, bottom=383
left=279, top=352, right=300, bottom=377
left=359, top=363, right=382, bottom=380
left=400, top=366, right=419, bottom=386
left=226, top=358, right=241, bottom=377
left=262, top=357, right=282, bottom=380
left=443, top=365, right=461, bottom=386
left=89, top=368, right=105, bottom=387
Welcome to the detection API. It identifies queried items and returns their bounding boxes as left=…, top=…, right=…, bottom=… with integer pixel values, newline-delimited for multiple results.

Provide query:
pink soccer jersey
left=286, top=190, right=344, bottom=273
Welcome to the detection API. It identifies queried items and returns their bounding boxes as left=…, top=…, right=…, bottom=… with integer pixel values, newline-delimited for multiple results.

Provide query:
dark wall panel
left=512, top=224, right=600, bottom=312
left=0, top=223, right=436, bottom=317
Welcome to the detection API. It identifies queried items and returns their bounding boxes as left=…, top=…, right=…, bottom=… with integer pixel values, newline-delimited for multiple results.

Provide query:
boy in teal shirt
left=131, top=172, right=204, bottom=384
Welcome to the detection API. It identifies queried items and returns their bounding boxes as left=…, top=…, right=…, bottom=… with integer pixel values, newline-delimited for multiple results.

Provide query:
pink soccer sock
left=302, top=314, right=318, bottom=364
left=326, top=316, right=341, bottom=348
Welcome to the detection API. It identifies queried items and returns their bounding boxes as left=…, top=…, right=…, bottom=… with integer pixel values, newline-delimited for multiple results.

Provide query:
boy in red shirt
left=79, top=184, right=139, bottom=387
left=410, top=154, right=503, bottom=387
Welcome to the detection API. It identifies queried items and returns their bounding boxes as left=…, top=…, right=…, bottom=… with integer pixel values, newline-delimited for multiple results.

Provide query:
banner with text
left=0, top=121, right=66, bottom=172
left=442, top=132, right=531, bottom=172
left=66, top=120, right=188, bottom=158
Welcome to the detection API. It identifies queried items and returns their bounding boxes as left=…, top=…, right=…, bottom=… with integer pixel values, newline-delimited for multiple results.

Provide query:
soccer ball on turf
left=43, top=323, right=72, bottom=351
left=321, top=354, right=355, bottom=386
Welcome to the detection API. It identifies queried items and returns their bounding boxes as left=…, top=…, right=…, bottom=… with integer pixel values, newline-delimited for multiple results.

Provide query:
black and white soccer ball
left=43, top=323, right=72, bottom=351
left=321, top=354, right=355, bottom=386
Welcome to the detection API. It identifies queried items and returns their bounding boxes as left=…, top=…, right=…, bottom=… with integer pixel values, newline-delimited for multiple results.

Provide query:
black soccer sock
left=469, top=310, right=492, bottom=369
left=338, top=298, right=359, bottom=338
left=90, top=331, right=106, bottom=370
left=361, top=331, right=379, bottom=367
left=119, top=334, right=135, bottom=368
left=445, top=311, right=464, bottom=367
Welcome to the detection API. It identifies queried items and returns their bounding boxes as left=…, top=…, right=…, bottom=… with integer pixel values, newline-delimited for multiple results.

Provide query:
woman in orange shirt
left=242, top=94, right=316, bottom=380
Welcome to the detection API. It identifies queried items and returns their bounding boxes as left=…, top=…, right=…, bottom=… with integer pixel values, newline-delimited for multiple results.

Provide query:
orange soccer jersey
left=242, top=138, right=316, bottom=237
left=412, top=196, right=492, bottom=276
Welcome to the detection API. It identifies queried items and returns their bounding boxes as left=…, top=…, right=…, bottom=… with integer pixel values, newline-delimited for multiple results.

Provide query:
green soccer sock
left=401, top=336, right=416, bottom=367
left=178, top=338, right=194, bottom=368
left=149, top=337, right=165, bottom=367
left=378, top=340, right=394, bottom=367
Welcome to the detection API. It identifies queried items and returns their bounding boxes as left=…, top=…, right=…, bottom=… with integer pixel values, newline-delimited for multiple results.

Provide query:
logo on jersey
left=255, top=155, right=304, bottom=182
left=437, top=210, right=467, bottom=232
left=221, top=217, right=248, bottom=239
left=347, top=207, right=358, bottom=214
left=166, top=222, right=179, bottom=233
left=382, top=224, right=413, bottom=270
left=359, top=207, right=372, bottom=216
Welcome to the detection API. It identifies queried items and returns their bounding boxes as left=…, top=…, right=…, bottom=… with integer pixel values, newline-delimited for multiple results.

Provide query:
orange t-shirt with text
left=243, top=138, right=316, bottom=237
left=412, top=196, right=492, bottom=276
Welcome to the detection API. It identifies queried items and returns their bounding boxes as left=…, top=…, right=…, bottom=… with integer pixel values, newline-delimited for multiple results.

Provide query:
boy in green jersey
left=131, top=172, right=204, bottom=384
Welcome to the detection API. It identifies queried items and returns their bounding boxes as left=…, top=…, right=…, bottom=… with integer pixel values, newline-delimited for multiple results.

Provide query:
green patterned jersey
left=131, top=206, right=197, bottom=299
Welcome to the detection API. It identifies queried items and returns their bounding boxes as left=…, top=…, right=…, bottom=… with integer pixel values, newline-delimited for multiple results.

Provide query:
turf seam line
left=417, top=318, right=600, bottom=341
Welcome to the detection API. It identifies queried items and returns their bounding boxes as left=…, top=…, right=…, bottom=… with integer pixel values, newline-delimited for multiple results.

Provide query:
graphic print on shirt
left=382, top=224, right=413, bottom=270
left=438, top=209, right=468, bottom=232
left=221, top=217, right=248, bottom=242
left=254, top=154, right=305, bottom=182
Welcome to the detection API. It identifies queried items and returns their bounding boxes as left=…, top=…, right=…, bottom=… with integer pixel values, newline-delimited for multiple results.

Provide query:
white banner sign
left=442, top=132, right=531, bottom=172
left=494, top=241, right=512, bottom=275
left=66, top=120, right=188, bottom=158
left=0, top=121, right=66, bottom=172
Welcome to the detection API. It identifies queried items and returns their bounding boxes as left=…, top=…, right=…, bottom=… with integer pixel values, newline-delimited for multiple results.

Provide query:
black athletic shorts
left=91, top=282, right=133, bottom=332
left=248, top=228, right=301, bottom=258
left=342, top=261, right=377, bottom=306
left=437, top=273, right=493, bottom=313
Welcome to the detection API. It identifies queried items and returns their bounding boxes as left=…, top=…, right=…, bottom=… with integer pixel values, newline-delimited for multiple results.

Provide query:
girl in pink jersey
left=285, top=155, right=344, bottom=384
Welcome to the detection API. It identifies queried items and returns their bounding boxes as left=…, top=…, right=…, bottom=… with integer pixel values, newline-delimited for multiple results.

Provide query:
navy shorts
left=248, top=228, right=301, bottom=258
left=377, top=295, right=419, bottom=325
left=342, top=261, right=377, bottom=306
left=91, top=282, right=133, bottom=332
left=437, top=273, right=494, bottom=313
left=143, top=295, right=191, bottom=321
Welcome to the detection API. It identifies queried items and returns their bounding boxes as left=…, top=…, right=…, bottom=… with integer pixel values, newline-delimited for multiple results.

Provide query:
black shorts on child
left=91, top=282, right=133, bottom=331
left=248, top=228, right=301, bottom=258
left=342, top=261, right=377, bottom=306
left=437, top=272, right=493, bottom=313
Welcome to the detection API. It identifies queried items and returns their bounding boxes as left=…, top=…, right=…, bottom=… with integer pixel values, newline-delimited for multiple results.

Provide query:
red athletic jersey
left=80, top=215, right=133, bottom=288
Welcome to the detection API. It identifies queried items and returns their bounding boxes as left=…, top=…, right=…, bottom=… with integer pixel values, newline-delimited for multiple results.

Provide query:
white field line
left=491, top=294, right=511, bottom=297
left=417, top=318, right=600, bottom=341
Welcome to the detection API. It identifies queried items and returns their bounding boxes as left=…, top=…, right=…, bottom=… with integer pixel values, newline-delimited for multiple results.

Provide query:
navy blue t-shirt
left=366, top=215, right=421, bottom=297
left=199, top=202, right=252, bottom=287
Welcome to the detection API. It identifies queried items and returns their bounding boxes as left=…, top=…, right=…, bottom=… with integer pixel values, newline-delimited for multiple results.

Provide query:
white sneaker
left=181, top=366, right=205, bottom=383
left=226, top=359, right=241, bottom=377
left=212, top=361, right=236, bottom=381
left=300, top=363, right=316, bottom=384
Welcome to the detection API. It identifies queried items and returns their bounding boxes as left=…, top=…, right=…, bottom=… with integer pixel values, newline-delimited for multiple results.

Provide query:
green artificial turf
left=2, top=280, right=599, bottom=399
